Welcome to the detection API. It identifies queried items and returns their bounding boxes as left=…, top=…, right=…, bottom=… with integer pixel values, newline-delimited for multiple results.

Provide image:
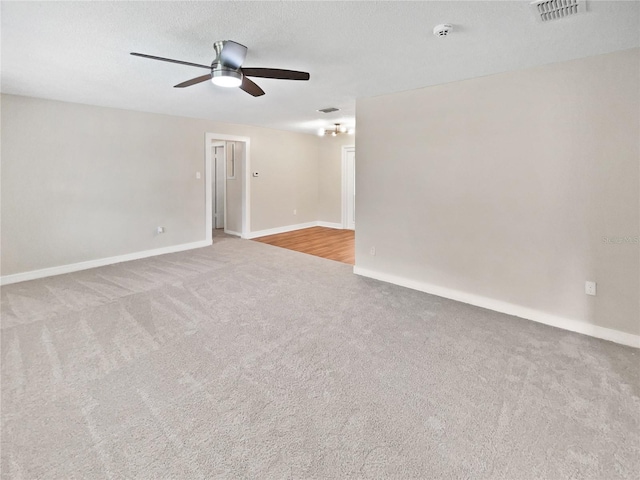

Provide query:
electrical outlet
left=293, top=209, right=297, bottom=215
left=370, top=246, right=376, bottom=256
left=196, top=172, right=201, bottom=179
left=585, top=281, right=597, bottom=296
left=156, top=227, right=165, bottom=234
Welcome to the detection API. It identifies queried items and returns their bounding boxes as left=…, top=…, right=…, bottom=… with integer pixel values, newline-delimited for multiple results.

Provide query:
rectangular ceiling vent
left=317, top=107, right=340, bottom=113
left=531, top=0, right=585, bottom=22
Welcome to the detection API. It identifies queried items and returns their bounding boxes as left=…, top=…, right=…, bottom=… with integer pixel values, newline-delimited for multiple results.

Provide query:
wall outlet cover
left=585, top=281, right=597, bottom=296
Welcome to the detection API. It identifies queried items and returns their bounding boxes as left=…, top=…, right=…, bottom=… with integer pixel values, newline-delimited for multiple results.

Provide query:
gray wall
left=249, top=130, right=319, bottom=231
left=1, top=94, right=321, bottom=276
left=355, top=48, right=640, bottom=336
left=225, top=141, right=243, bottom=234
left=317, top=135, right=355, bottom=225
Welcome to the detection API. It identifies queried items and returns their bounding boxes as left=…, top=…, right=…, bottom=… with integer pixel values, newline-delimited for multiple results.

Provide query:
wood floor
left=252, top=226, right=355, bottom=265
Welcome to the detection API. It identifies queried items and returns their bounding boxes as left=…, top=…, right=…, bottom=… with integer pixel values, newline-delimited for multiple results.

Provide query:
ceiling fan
left=130, top=40, right=310, bottom=97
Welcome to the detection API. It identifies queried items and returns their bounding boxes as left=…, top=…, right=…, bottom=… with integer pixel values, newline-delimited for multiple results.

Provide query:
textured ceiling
left=2, top=1, right=639, bottom=134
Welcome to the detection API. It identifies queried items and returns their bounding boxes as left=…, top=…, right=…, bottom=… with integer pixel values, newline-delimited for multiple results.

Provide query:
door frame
left=205, top=133, right=251, bottom=242
left=341, top=145, right=356, bottom=229
left=211, top=141, right=226, bottom=231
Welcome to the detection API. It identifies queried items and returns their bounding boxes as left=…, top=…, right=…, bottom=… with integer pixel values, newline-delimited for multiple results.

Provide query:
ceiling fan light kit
left=211, top=67, right=242, bottom=88
left=130, top=40, right=310, bottom=97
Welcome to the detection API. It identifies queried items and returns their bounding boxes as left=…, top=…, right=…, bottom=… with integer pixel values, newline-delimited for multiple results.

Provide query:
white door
left=213, top=145, right=225, bottom=229
left=343, top=147, right=356, bottom=230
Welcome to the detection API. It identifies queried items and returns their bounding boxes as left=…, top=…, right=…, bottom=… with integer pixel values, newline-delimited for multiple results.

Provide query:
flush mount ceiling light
left=318, top=123, right=354, bottom=137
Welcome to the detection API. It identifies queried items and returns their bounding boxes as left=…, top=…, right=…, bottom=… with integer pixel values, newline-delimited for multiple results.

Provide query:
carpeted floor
left=1, top=234, right=638, bottom=479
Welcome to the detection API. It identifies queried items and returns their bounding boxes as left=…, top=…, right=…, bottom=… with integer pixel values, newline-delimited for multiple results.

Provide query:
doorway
left=342, top=146, right=356, bottom=230
left=205, top=133, right=251, bottom=242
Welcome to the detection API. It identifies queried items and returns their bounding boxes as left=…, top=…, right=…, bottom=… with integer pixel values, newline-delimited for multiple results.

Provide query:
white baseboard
left=1, top=240, right=212, bottom=286
left=353, top=266, right=640, bottom=349
left=1, top=220, right=346, bottom=283
left=317, top=221, right=343, bottom=229
left=246, top=221, right=347, bottom=239
left=245, top=222, right=318, bottom=239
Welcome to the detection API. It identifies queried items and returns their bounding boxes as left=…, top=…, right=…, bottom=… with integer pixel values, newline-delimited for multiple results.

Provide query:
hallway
left=252, top=227, right=354, bottom=264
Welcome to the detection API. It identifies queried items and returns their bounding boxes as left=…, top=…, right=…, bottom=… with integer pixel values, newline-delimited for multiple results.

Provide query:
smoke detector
left=433, top=24, right=453, bottom=37
left=531, top=0, right=585, bottom=22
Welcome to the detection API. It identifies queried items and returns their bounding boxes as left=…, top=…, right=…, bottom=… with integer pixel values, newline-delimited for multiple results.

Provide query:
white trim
left=1, top=240, right=212, bottom=286
left=341, top=145, right=356, bottom=230
left=245, top=222, right=318, bottom=239
left=3, top=221, right=343, bottom=284
left=205, top=143, right=213, bottom=244
left=353, top=266, right=640, bottom=349
left=245, top=221, right=346, bottom=239
left=209, top=141, right=226, bottom=232
left=205, top=133, right=251, bottom=238
left=317, top=221, right=343, bottom=229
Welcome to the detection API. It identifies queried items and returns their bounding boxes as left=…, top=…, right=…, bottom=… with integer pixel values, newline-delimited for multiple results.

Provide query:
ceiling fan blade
left=174, top=74, right=212, bottom=88
left=219, top=41, right=248, bottom=69
left=240, top=76, right=265, bottom=97
left=242, top=68, right=310, bottom=81
left=130, top=52, right=211, bottom=70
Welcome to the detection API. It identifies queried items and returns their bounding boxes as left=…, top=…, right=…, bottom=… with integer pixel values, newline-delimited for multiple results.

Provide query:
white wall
left=1, top=94, right=320, bottom=277
left=355, top=48, right=640, bottom=338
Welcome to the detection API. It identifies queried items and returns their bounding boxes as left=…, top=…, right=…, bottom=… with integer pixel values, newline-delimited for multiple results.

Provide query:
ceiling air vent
left=317, top=107, right=340, bottom=113
left=531, top=0, right=585, bottom=22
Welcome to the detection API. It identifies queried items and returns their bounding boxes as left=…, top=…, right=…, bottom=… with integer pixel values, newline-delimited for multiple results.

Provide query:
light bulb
left=348, top=128, right=355, bottom=135
left=317, top=128, right=325, bottom=136
left=339, top=125, right=347, bottom=133
left=331, top=131, right=337, bottom=137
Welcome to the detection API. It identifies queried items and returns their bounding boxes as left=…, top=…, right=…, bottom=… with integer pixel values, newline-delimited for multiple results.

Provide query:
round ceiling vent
left=433, top=24, right=453, bottom=37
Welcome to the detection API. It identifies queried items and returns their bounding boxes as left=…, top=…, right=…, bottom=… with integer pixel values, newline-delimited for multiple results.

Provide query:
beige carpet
left=1, top=234, right=639, bottom=479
